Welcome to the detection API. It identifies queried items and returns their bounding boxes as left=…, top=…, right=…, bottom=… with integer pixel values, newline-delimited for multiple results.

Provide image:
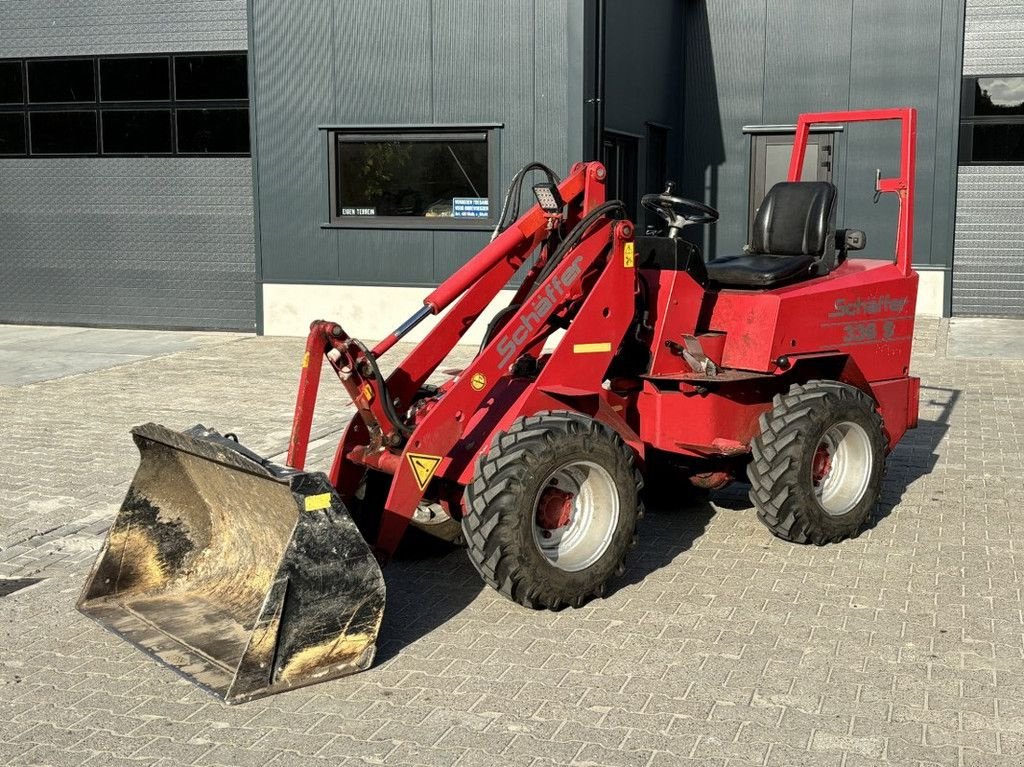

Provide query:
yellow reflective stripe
left=573, top=342, right=612, bottom=354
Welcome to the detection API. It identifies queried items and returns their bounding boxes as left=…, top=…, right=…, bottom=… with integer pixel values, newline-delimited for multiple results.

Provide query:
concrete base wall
left=262, top=283, right=518, bottom=343
left=917, top=269, right=946, bottom=317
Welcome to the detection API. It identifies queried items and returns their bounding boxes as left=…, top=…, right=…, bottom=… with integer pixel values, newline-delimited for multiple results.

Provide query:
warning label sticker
left=303, top=493, right=333, bottom=512
left=406, top=452, right=442, bottom=491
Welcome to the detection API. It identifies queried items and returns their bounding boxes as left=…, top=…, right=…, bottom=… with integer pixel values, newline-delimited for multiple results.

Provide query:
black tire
left=748, top=380, right=887, bottom=545
left=463, top=411, right=643, bottom=610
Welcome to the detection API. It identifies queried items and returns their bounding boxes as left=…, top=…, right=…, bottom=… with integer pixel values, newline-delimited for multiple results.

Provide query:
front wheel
left=748, top=381, right=887, bottom=544
left=462, top=411, right=643, bottom=610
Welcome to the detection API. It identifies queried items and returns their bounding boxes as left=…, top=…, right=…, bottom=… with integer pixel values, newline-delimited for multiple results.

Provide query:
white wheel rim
left=532, top=460, right=620, bottom=572
left=812, top=421, right=873, bottom=516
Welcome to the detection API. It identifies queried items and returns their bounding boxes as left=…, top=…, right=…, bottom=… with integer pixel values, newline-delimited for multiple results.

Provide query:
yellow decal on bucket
left=303, top=493, right=332, bottom=512
left=361, top=383, right=374, bottom=402
left=407, top=452, right=442, bottom=491
left=573, top=342, right=613, bottom=354
left=470, top=372, right=487, bottom=391
left=302, top=351, right=311, bottom=369
left=623, top=242, right=635, bottom=268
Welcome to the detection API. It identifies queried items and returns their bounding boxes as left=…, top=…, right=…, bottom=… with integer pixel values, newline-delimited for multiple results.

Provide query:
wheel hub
left=532, top=461, right=620, bottom=572
left=812, top=445, right=833, bottom=484
left=812, top=421, right=874, bottom=516
left=537, top=487, right=574, bottom=534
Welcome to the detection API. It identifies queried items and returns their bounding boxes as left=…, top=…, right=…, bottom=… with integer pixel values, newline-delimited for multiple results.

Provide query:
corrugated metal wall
left=953, top=0, right=1024, bottom=316
left=681, top=0, right=963, bottom=280
left=0, top=0, right=256, bottom=331
left=603, top=0, right=685, bottom=204
left=249, top=0, right=584, bottom=289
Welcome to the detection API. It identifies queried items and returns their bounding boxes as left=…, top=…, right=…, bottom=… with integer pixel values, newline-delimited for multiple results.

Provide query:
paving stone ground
left=1, top=318, right=1022, bottom=767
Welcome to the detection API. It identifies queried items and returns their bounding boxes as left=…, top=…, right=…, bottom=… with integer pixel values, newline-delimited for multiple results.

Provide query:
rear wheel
left=463, top=411, right=642, bottom=610
left=748, top=381, right=886, bottom=544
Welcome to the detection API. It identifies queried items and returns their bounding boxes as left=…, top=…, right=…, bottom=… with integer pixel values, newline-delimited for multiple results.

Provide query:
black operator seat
left=706, top=181, right=838, bottom=288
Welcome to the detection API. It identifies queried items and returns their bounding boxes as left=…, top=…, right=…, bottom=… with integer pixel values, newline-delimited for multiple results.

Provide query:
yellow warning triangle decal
left=406, top=452, right=442, bottom=491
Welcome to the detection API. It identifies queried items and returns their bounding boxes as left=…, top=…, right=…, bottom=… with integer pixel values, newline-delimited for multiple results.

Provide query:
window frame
left=0, top=52, right=249, bottom=159
left=322, top=124, right=502, bottom=231
left=959, top=74, right=1024, bottom=166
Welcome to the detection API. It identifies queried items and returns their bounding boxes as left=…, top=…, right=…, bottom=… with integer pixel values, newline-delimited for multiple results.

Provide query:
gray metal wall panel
left=762, top=0, right=853, bottom=122
left=952, top=167, right=1024, bottom=315
left=0, top=158, right=255, bottom=329
left=682, top=0, right=766, bottom=258
left=603, top=0, right=685, bottom=203
left=847, top=0, right=944, bottom=266
left=250, top=0, right=584, bottom=288
left=963, top=0, right=1024, bottom=74
left=250, top=0, right=337, bottom=283
left=0, top=0, right=256, bottom=330
left=535, top=1, right=572, bottom=174
left=681, top=0, right=961, bottom=274
left=0, top=0, right=247, bottom=56
left=953, top=0, right=1024, bottom=315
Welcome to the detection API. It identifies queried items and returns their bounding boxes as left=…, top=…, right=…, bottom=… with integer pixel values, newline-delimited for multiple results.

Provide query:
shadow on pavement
left=614, top=493, right=717, bottom=592
left=871, top=383, right=960, bottom=528
left=374, top=542, right=483, bottom=664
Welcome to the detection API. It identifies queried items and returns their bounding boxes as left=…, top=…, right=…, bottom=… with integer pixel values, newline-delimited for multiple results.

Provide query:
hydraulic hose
left=532, top=199, right=626, bottom=288
left=350, top=338, right=414, bottom=439
left=491, top=162, right=561, bottom=241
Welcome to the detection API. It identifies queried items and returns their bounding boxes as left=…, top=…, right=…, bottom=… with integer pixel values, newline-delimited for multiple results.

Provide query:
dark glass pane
left=30, top=111, right=98, bottom=154
left=174, top=54, right=248, bottom=100
left=176, top=108, right=249, bottom=153
left=974, top=77, right=1024, bottom=116
left=0, top=113, right=26, bottom=155
left=27, top=59, right=95, bottom=103
left=335, top=137, right=489, bottom=217
left=102, top=110, right=172, bottom=154
left=101, top=57, right=170, bottom=101
left=972, top=123, right=1024, bottom=162
left=0, top=61, right=24, bottom=104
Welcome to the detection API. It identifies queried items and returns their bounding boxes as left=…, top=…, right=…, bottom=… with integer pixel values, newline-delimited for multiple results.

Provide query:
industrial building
left=0, top=1, right=1021, bottom=334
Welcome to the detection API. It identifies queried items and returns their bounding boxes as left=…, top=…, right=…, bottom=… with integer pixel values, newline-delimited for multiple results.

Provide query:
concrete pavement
left=0, top=318, right=1023, bottom=767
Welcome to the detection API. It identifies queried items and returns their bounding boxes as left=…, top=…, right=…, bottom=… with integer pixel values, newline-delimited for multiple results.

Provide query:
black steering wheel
left=642, top=183, right=719, bottom=236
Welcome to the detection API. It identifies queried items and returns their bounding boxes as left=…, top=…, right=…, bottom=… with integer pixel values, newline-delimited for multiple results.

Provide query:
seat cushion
left=706, top=253, right=816, bottom=288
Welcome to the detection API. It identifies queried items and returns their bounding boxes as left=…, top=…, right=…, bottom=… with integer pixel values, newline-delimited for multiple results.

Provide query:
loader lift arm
left=285, top=161, right=637, bottom=557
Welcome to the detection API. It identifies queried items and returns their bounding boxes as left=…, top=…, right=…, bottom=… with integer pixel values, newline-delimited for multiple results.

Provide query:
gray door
left=748, top=132, right=834, bottom=241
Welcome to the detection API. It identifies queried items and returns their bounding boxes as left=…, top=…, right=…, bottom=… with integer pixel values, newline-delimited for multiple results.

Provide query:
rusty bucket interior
left=78, top=423, right=385, bottom=704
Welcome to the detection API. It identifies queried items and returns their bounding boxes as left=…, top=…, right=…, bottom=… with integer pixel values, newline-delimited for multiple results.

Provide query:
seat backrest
left=751, top=181, right=837, bottom=267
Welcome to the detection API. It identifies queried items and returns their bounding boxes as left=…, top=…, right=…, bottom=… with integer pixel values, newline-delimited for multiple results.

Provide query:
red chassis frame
left=286, top=108, right=921, bottom=559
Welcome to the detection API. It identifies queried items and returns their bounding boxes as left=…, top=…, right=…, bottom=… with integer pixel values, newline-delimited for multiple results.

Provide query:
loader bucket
left=78, top=423, right=385, bottom=704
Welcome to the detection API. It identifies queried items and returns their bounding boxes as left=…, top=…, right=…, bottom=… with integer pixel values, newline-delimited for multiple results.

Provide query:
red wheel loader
left=79, top=108, right=921, bottom=703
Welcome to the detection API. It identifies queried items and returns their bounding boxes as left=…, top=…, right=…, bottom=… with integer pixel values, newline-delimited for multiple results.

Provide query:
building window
left=102, top=110, right=173, bottom=154
left=30, top=112, right=98, bottom=155
left=177, top=108, right=249, bottom=154
left=100, top=57, right=170, bottom=102
left=27, top=59, right=95, bottom=103
left=0, top=113, right=26, bottom=155
left=327, top=129, right=496, bottom=226
left=174, top=54, right=248, bottom=101
left=960, top=76, right=1024, bottom=164
left=0, top=52, right=249, bottom=158
left=0, top=61, right=24, bottom=105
